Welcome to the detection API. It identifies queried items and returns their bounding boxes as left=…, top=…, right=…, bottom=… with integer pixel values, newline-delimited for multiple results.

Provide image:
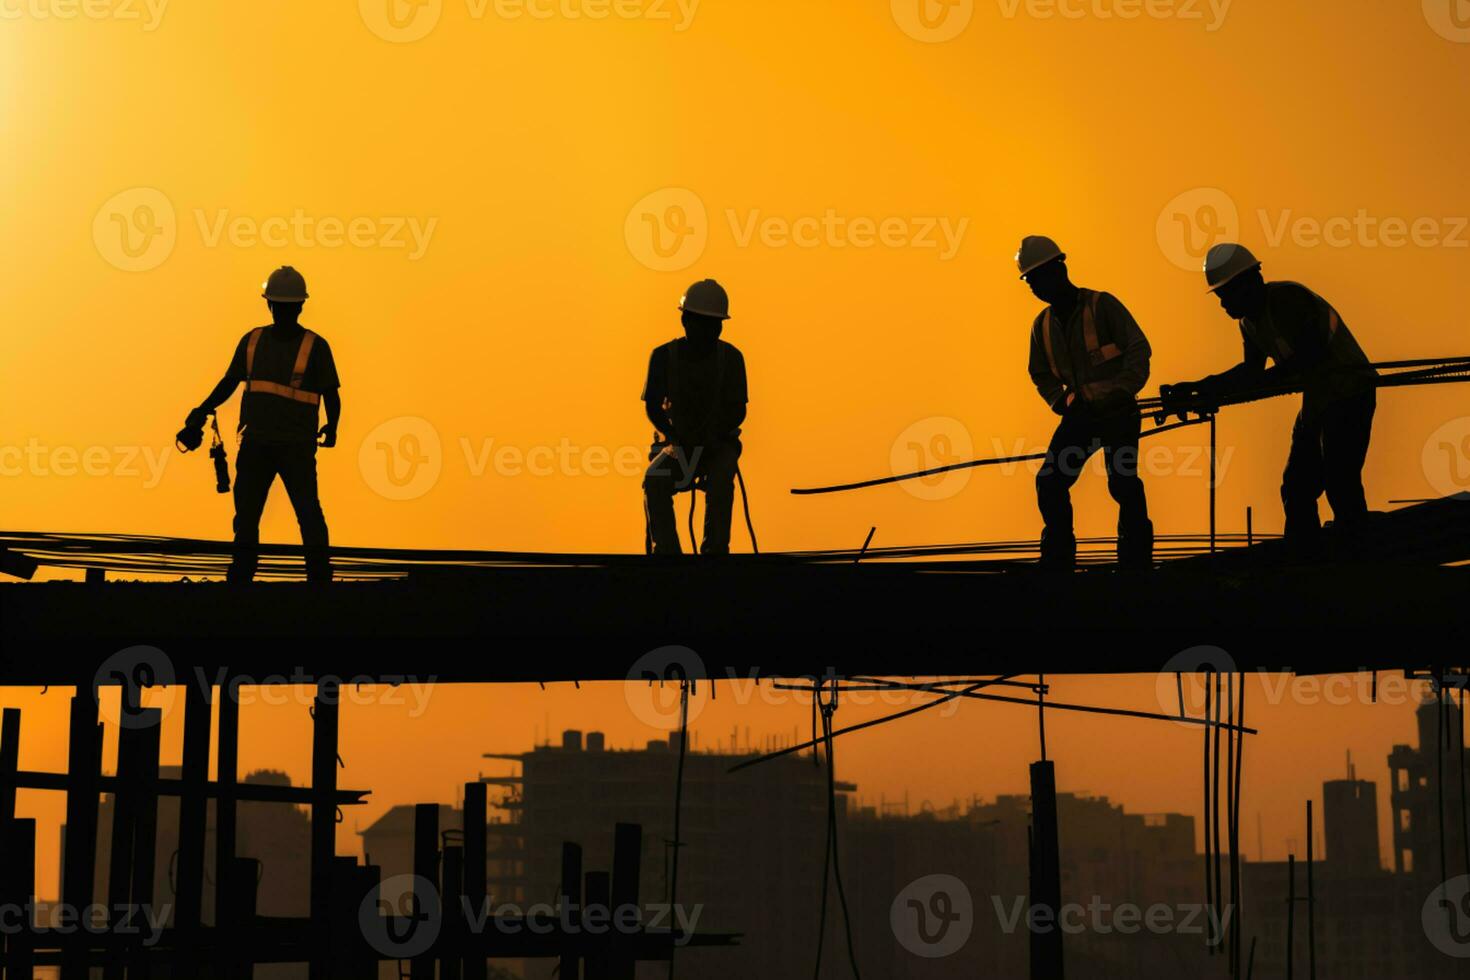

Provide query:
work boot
left=1038, top=529, right=1077, bottom=571
left=1117, top=521, right=1155, bottom=570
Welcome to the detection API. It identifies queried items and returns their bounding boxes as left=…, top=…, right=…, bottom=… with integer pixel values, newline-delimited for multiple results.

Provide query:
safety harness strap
left=1041, top=291, right=1116, bottom=385
left=244, top=327, right=319, bottom=405
left=246, top=380, right=321, bottom=405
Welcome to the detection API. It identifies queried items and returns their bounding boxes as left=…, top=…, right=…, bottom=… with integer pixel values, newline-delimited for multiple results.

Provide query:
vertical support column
left=214, top=674, right=240, bottom=971
left=1305, top=801, right=1316, bottom=980
left=462, top=782, right=488, bottom=980
left=309, top=680, right=340, bottom=980
left=0, top=706, right=31, bottom=980
left=327, top=855, right=365, bottom=980
left=174, top=678, right=213, bottom=978
left=410, top=804, right=441, bottom=980
left=222, top=857, right=260, bottom=980
left=583, top=871, right=611, bottom=980
left=131, top=712, right=163, bottom=980
left=609, top=824, right=641, bottom=980
left=104, top=696, right=146, bottom=980
left=0, top=708, right=18, bottom=823
left=1, top=817, right=37, bottom=980
left=1209, top=414, right=1218, bottom=554
left=558, top=843, right=584, bottom=980
left=1285, top=854, right=1295, bottom=980
left=60, top=693, right=102, bottom=980
left=1028, top=760, right=1064, bottom=980
left=441, top=846, right=464, bottom=980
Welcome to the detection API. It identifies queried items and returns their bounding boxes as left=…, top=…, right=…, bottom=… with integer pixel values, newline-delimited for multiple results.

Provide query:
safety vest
left=244, top=327, right=320, bottom=406
left=1243, top=300, right=1339, bottom=363
left=1242, top=283, right=1374, bottom=408
left=1038, top=290, right=1124, bottom=400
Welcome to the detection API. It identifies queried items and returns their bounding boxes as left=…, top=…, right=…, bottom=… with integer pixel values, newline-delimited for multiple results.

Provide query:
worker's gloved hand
left=317, top=424, right=338, bottom=449
left=1054, top=390, right=1080, bottom=417
left=1159, top=382, right=1200, bottom=421
left=176, top=407, right=210, bottom=452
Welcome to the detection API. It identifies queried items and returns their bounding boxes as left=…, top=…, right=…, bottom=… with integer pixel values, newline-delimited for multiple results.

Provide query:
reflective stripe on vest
left=1039, top=291, right=1120, bottom=385
left=244, top=327, right=321, bottom=406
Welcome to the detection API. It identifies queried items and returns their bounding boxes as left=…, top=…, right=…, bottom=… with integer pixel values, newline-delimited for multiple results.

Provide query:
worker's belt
left=245, top=327, right=319, bottom=405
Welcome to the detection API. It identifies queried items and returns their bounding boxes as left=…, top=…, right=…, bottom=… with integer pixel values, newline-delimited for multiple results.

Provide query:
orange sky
left=1, top=0, right=1468, bottom=902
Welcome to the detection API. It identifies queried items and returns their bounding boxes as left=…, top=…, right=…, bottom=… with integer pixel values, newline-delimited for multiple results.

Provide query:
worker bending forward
left=642, top=279, right=749, bottom=556
left=181, top=266, right=341, bottom=583
left=1019, top=236, right=1155, bottom=570
left=1166, top=244, right=1377, bottom=545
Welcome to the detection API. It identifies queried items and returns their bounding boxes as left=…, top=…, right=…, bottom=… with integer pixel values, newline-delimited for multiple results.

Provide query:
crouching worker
left=641, top=279, right=749, bottom=556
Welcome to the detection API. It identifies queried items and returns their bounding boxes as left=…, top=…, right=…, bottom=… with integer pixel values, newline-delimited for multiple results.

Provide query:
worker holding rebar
left=642, top=279, right=748, bottom=556
left=177, top=266, right=340, bottom=582
left=1020, top=236, right=1155, bottom=570
left=1164, top=244, right=1378, bottom=546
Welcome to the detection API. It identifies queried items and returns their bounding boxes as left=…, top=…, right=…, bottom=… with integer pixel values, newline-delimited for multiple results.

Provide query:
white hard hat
left=1203, top=243, right=1262, bottom=293
left=1016, top=236, right=1065, bottom=278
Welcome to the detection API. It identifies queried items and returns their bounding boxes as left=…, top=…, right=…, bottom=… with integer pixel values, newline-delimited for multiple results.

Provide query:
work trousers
left=229, top=438, right=332, bottom=583
left=1282, top=390, right=1376, bottom=541
left=644, top=441, right=741, bottom=556
left=1036, top=402, right=1153, bottom=568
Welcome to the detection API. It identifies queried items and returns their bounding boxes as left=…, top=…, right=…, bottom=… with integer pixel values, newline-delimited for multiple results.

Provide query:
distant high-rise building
left=1323, top=755, right=1380, bottom=873
left=1388, top=696, right=1468, bottom=876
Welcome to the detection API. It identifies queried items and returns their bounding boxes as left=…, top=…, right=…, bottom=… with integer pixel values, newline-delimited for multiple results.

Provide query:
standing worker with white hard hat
left=1020, top=236, right=1156, bottom=570
left=177, top=266, right=342, bottom=582
left=641, top=279, right=749, bottom=556
left=1163, top=243, right=1378, bottom=545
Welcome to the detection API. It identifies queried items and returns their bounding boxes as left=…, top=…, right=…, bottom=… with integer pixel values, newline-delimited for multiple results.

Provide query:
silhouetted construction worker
left=180, top=266, right=340, bottom=582
left=642, top=279, right=748, bottom=556
left=1020, top=236, right=1154, bottom=570
left=1166, top=243, right=1377, bottom=544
